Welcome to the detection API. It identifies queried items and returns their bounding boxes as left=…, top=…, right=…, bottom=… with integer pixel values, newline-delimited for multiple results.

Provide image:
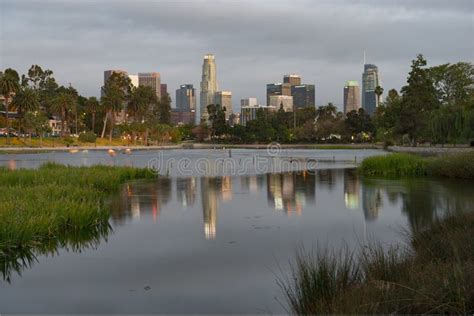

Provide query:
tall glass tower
left=361, top=64, right=381, bottom=115
left=200, top=54, right=218, bottom=122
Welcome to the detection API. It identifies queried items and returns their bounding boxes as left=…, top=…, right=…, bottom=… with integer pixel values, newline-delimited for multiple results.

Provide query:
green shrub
left=426, top=152, right=474, bottom=179
left=63, top=135, right=75, bottom=145
left=359, top=153, right=427, bottom=177
left=78, top=131, right=97, bottom=143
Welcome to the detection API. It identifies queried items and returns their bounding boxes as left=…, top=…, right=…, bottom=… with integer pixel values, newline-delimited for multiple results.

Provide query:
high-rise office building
left=215, top=91, right=232, bottom=120
left=200, top=54, right=218, bottom=122
left=291, top=84, right=315, bottom=109
left=269, top=95, right=293, bottom=111
left=160, top=84, right=168, bottom=97
left=343, top=81, right=361, bottom=114
left=267, top=75, right=315, bottom=109
left=240, top=104, right=276, bottom=126
left=138, top=72, right=161, bottom=99
left=176, top=84, right=196, bottom=112
left=241, top=98, right=258, bottom=108
left=361, top=64, right=381, bottom=115
left=283, top=74, right=301, bottom=86
left=266, top=83, right=292, bottom=105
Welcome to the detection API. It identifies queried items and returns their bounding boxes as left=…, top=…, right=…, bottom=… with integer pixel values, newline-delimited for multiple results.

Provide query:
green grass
left=281, top=211, right=474, bottom=314
left=360, top=151, right=474, bottom=179
left=0, top=163, right=156, bottom=281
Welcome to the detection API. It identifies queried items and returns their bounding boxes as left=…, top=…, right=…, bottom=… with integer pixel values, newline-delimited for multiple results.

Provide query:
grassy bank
left=282, top=211, right=474, bottom=314
left=0, top=163, right=155, bottom=279
left=359, top=151, right=474, bottom=179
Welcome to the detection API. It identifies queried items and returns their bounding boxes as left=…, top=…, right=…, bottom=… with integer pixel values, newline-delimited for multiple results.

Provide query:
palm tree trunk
left=92, top=112, right=96, bottom=133
left=101, top=111, right=108, bottom=138
left=109, top=112, right=114, bottom=142
left=5, top=98, right=10, bottom=145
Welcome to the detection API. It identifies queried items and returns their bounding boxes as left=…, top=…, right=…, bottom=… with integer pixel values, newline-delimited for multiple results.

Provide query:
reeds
left=282, top=212, right=474, bottom=314
left=0, top=163, right=155, bottom=280
left=360, top=151, right=474, bottom=179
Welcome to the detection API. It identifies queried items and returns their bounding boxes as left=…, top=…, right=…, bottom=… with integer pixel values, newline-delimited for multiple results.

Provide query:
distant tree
left=85, top=96, right=100, bottom=133
left=100, top=72, right=131, bottom=141
left=429, top=62, right=474, bottom=108
left=375, top=85, right=384, bottom=106
left=155, top=93, right=171, bottom=124
left=0, top=68, right=21, bottom=144
left=128, top=86, right=157, bottom=122
left=23, top=111, right=51, bottom=146
left=207, top=103, right=228, bottom=139
left=345, top=108, right=374, bottom=141
left=11, top=87, right=40, bottom=135
left=399, top=54, right=439, bottom=144
left=51, top=91, right=75, bottom=136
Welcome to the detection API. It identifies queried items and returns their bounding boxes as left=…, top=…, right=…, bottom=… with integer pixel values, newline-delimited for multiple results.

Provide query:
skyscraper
left=267, top=75, right=315, bottom=109
left=176, top=84, right=196, bottom=112
left=343, top=80, right=361, bottom=114
left=215, top=91, right=232, bottom=120
left=291, top=84, right=315, bottom=109
left=138, top=72, right=161, bottom=99
left=283, top=74, right=301, bottom=86
left=361, top=64, right=381, bottom=115
left=200, top=54, right=218, bottom=122
left=160, top=84, right=168, bottom=97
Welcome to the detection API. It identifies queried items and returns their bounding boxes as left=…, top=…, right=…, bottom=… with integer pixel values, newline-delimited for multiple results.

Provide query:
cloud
left=1, top=0, right=473, bottom=110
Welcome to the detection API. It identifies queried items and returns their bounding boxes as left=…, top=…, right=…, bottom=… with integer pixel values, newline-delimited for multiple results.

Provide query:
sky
left=1, top=0, right=473, bottom=112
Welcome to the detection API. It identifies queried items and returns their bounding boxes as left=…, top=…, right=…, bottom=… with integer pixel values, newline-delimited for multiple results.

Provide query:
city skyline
left=2, top=1, right=472, bottom=113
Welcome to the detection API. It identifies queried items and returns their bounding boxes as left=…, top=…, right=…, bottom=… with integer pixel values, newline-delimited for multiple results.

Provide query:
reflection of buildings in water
left=266, top=171, right=315, bottom=215
left=176, top=177, right=196, bottom=207
left=201, top=177, right=220, bottom=240
left=344, top=169, right=360, bottom=210
left=241, top=174, right=259, bottom=194
left=317, top=169, right=336, bottom=190
left=110, top=178, right=171, bottom=224
left=362, top=186, right=382, bottom=221
left=221, top=176, right=233, bottom=201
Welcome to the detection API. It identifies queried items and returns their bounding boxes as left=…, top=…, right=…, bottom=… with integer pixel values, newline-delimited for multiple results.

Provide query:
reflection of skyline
left=111, top=169, right=474, bottom=239
left=266, top=171, right=315, bottom=215
left=344, top=169, right=360, bottom=210
left=176, top=177, right=196, bottom=207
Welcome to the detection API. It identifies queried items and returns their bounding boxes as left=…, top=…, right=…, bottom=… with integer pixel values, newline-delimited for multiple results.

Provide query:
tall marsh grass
left=0, top=163, right=155, bottom=279
left=282, top=212, right=474, bottom=314
left=360, top=151, right=474, bottom=179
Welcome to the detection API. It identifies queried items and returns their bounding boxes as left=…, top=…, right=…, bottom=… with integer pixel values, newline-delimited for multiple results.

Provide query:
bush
left=78, top=131, right=97, bottom=143
left=427, top=152, right=474, bottom=179
left=359, top=153, right=427, bottom=177
left=63, top=135, right=75, bottom=145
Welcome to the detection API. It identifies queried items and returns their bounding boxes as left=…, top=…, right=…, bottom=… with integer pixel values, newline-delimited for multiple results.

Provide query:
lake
left=1, top=149, right=473, bottom=313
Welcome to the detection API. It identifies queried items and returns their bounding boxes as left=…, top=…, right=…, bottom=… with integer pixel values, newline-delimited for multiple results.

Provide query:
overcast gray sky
left=1, top=0, right=473, bottom=111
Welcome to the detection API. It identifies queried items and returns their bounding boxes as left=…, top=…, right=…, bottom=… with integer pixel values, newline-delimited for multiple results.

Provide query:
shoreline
left=0, top=143, right=383, bottom=154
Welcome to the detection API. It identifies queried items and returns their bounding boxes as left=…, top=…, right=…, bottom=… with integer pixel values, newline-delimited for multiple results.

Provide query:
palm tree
left=0, top=69, right=20, bottom=145
left=51, top=91, right=75, bottom=136
left=100, top=73, right=131, bottom=141
left=11, top=87, right=40, bottom=136
left=375, top=85, right=384, bottom=107
left=85, top=96, right=100, bottom=133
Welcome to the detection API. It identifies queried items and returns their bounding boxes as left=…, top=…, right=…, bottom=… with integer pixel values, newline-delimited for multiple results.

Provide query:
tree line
left=0, top=65, right=178, bottom=145
left=205, top=54, right=473, bottom=145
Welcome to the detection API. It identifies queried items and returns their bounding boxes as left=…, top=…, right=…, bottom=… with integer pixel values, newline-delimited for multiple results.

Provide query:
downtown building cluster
left=103, top=53, right=382, bottom=126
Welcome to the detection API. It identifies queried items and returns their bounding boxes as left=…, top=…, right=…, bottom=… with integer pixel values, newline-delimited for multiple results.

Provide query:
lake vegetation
left=359, top=151, right=474, bottom=179
left=0, top=163, right=155, bottom=281
left=281, top=211, right=474, bottom=314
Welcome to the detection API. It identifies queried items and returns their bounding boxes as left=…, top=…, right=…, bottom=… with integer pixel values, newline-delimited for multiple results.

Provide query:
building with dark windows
left=138, top=72, right=161, bottom=99
left=291, top=84, right=315, bottom=109
left=160, top=84, right=168, bottom=97
left=267, top=75, right=315, bottom=109
left=361, top=64, right=381, bottom=115
left=176, top=84, right=196, bottom=112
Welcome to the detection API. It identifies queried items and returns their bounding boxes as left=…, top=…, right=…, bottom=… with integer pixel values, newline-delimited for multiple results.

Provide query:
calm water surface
left=1, top=149, right=473, bottom=313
